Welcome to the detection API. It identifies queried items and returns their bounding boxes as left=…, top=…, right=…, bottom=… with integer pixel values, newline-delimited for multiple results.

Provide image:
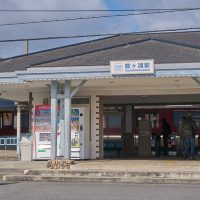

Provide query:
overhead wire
left=0, top=26, right=200, bottom=43
left=0, top=7, right=200, bottom=12
left=0, top=8, right=200, bottom=27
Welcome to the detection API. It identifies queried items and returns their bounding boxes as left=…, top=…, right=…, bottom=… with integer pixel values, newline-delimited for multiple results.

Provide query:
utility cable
left=0, top=26, right=200, bottom=43
left=0, top=7, right=200, bottom=12
left=0, top=8, right=200, bottom=27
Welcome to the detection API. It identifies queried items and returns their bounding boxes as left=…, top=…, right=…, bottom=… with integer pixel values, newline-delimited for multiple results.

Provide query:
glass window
left=21, top=112, right=29, bottom=129
left=108, top=114, right=121, bottom=128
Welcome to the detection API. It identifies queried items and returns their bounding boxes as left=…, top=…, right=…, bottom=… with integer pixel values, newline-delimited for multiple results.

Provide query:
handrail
left=0, top=137, right=17, bottom=146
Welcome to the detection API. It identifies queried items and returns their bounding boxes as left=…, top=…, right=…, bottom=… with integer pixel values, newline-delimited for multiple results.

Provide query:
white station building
left=0, top=31, right=200, bottom=160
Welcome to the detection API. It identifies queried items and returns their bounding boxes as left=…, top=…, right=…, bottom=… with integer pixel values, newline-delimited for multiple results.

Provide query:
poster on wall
left=3, top=112, right=12, bottom=126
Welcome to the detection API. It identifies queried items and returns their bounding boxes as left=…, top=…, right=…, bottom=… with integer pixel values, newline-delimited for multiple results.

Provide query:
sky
left=0, top=0, right=200, bottom=58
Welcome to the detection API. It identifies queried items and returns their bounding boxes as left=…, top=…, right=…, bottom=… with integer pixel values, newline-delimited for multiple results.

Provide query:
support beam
left=57, top=80, right=86, bottom=159
left=191, top=77, right=200, bottom=86
left=70, top=80, right=87, bottom=98
left=64, top=80, right=71, bottom=159
left=57, top=80, right=87, bottom=99
left=60, top=99, right=65, bottom=156
left=50, top=81, right=58, bottom=160
left=17, top=105, right=21, bottom=160
left=28, top=92, right=33, bottom=134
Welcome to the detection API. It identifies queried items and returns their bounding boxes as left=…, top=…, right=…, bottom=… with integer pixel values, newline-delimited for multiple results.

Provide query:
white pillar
left=51, top=81, right=58, bottom=160
left=28, top=92, right=33, bottom=134
left=64, top=80, right=71, bottom=160
left=17, top=105, right=21, bottom=159
left=60, top=98, right=65, bottom=156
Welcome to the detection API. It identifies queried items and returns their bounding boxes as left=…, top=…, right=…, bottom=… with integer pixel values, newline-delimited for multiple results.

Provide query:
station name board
left=110, top=60, right=154, bottom=75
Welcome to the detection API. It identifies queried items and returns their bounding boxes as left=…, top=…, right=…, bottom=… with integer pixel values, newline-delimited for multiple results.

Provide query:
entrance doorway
left=103, top=104, right=200, bottom=158
left=103, top=106, right=123, bottom=157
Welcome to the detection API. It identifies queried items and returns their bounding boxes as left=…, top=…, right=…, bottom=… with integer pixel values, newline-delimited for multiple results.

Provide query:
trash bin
left=20, top=137, right=32, bottom=161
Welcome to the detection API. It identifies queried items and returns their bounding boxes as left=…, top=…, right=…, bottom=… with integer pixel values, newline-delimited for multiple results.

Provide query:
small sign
left=110, top=60, right=154, bottom=75
left=38, top=149, right=46, bottom=152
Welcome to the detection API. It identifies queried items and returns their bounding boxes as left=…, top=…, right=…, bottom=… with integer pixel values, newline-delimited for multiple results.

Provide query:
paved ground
left=0, top=157, right=200, bottom=173
left=0, top=149, right=200, bottom=173
left=0, top=182, right=200, bottom=200
left=0, top=150, right=17, bottom=161
left=70, top=158, right=200, bottom=172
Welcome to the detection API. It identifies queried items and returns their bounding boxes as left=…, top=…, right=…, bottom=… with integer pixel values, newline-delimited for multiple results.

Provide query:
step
left=3, top=175, right=122, bottom=183
left=0, top=168, right=25, bottom=180
left=3, top=174, right=200, bottom=184
left=24, top=169, right=200, bottom=179
left=0, top=168, right=24, bottom=173
left=0, top=173, right=23, bottom=179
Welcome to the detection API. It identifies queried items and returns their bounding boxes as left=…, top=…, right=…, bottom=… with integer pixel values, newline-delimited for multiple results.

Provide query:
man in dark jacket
left=181, top=113, right=197, bottom=159
left=161, top=118, right=171, bottom=156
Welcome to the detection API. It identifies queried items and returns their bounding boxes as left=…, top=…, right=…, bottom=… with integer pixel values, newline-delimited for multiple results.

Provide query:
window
left=14, top=112, right=29, bottom=129
left=21, top=112, right=29, bottom=129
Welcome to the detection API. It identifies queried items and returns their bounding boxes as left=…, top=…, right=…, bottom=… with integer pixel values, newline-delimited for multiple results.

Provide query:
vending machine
left=32, top=105, right=89, bottom=160
left=71, top=107, right=89, bottom=159
left=32, top=105, right=51, bottom=160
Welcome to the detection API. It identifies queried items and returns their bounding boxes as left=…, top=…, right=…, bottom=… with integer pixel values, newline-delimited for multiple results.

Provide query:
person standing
left=180, top=114, right=196, bottom=159
left=178, top=116, right=186, bottom=157
left=161, top=118, right=171, bottom=156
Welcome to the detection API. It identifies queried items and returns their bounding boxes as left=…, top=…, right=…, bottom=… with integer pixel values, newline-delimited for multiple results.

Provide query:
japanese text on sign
left=110, top=60, right=154, bottom=75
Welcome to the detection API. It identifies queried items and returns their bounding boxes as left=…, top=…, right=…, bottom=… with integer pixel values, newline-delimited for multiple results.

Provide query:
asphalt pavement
left=0, top=182, right=200, bottom=200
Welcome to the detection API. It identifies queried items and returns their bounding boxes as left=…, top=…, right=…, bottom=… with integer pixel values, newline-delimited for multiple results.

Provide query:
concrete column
left=98, top=97, right=104, bottom=159
left=17, top=105, right=21, bottom=159
left=125, top=105, right=133, bottom=133
left=51, top=81, right=58, bottom=160
left=124, top=105, right=134, bottom=155
left=90, top=95, right=100, bottom=159
left=60, top=98, right=65, bottom=156
left=64, top=80, right=71, bottom=160
left=28, top=92, right=33, bottom=134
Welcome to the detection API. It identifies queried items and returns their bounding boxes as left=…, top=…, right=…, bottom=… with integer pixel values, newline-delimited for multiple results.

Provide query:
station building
left=0, top=31, right=200, bottom=159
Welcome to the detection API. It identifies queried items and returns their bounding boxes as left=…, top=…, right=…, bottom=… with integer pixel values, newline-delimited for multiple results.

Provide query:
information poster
left=3, top=112, right=12, bottom=126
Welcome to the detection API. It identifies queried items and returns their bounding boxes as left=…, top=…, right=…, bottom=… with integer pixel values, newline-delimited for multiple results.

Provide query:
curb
left=3, top=174, right=200, bottom=184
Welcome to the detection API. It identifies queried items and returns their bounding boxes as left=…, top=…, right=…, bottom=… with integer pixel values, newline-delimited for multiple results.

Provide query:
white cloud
left=0, top=0, right=200, bottom=58
left=0, top=0, right=108, bottom=57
